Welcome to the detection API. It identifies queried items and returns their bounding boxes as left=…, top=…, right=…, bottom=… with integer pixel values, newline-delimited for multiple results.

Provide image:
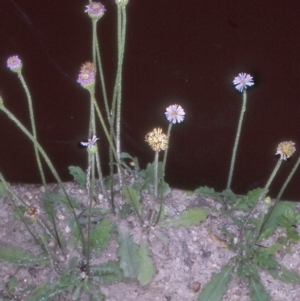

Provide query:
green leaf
left=69, top=166, right=86, bottom=188
left=137, top=240, right=155, bottom=286
left=266, top=243, right=282, bottom=255
left=286, top=226, right=300, bottom=242
left=89, top=218, right=112, bottom=254
left=0, top=247, right=49, bottom=265
left=235, top=188, right=266, bottom=211
left=160, top=208, right=209, bottom=228
left=27, top=283, right=62, bottom=301
left=91, top=261, right=126, bottom=284
left=236, top=261, right=252, bottom=279
left=266, top=264, right=300, bottom=284
left=248, top=276, right=270, bottom=301
left=141, top=162, right=164, bottom=190
left=194, top=186, right=222, bottom=201
left=158, top=181, right=171, bottom=198
left=120, top=152, right=134, bottom=160
left=59, top=269, right=80, bottom=289
left=117, top=226, right=139, bottom=278
left=198, top=264, right=233, bottom=301
left=254, top=250, right=278, bottom=270
left=260, top=202, right=295, bottom=240
left=220, top=189, right=236, bottom=205
left=122, top=185, right=142, bottom=214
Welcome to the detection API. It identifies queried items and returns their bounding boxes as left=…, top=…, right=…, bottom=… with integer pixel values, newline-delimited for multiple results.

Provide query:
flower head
left=77, top=62, right=96, bottom=90
left=85, top=2, right=106, bottom=20
left=145, top=128, right=168, bottom=152
left=24, top=205, right=40, bottom=221
left=81, top=135, right=100, bottom=149
left=233, top=73, right=254, bottom=92
left=275, top=141, right=296, bottom=160
left=7, top=55, right=22, bottom=72
left=165, top=104, right=185, bottom=124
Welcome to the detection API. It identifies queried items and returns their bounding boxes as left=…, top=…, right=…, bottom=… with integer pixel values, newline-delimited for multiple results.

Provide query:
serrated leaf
left=220, top=188, right=236, bottom=205
left=265, top=264, right=300, bottom=284
left=266, top=202, right=295, bottom=229
left=254, top=250, right=277, bottom=269
left=89, top=218, right=112, bottom=254
left=69, top=166, right=86, bottom=188
left=194, top=186, right=222, bottom=201
left=160, top=208, right=209, bottom=228
left=137, top=240, right=154, bottom=286
left=0, top=247, right=49, bottom=265
left=91, top=261, right=126, bottom=284
left=198, top=264, right=233, bottom=301
left=122, top=186, right=142, bottom=214
left=117, top=226, right=139, bottom=278
left=235, top=188, right=266, bottom=211
left=59, top=270, right=80, bottom=288
left=248, top=276, right=270, bottom=301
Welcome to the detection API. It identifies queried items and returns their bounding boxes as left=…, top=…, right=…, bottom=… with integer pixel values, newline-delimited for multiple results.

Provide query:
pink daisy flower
left=165, top=104, right=185, bottom=124
left=81, top=135, right=100, bottom=149
left=7, top=55, right=22, bottom=72
left=85, top=2, right=106, bottom=20
left=233, top=73, right=254, bottom=92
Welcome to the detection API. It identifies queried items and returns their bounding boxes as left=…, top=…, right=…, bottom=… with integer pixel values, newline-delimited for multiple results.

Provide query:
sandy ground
left=0, top=182, right=300, bottom=301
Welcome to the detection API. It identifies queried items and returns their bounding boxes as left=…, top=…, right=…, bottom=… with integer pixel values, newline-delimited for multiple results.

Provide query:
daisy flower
left=233, top=73, right=254, bottom=92
left=275, top=141, right=296, bottom=161
left=77, top=62, right=96, bottom=90
left=145, top=128, right=168, bottom=152
left=7, top=55, right=22, bottom=72
left=85, top=2, right=106, bottom=20
left=165, top=104, right=185, bottom=124
left=81, top=135, right=100, bottom=149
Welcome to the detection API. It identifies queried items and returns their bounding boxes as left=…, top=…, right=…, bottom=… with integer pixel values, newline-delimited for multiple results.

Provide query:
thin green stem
left=91, top=93, right=119, bottom=214
left=95, top=148, right=109, bottom=202
left=86, top=152, right=95, bottom=275
left=95, top=31, right=110, bottom=124
left=255, top=159, right=283, bottom=242
left=277, top=155, right=300, bottom=200
left=227, top=89, right=247, bottom=189
left=110, top=5, right=127, bottom=186
left=154, top=123, right=172, bottom=225
left=265, top=159, right=282, bottom=191
left=154, top=151, right=159, bottom=198
left=17, top=71, right=62, bottom=249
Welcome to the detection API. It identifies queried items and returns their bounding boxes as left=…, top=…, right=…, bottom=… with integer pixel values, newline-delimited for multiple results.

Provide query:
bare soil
left=1, top=182, right=300, bottom=301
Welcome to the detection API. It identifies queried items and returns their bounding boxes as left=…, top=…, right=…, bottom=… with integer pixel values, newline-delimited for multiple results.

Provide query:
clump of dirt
left=0, top=182, right=300, bottom=301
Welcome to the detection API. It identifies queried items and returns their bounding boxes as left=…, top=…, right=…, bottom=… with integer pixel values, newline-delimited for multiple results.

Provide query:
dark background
left=1, top=0, right=300, bottom=200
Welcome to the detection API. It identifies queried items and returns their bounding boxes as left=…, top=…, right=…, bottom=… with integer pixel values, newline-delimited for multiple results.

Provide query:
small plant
left=1, top=1, right=300, bottom=301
